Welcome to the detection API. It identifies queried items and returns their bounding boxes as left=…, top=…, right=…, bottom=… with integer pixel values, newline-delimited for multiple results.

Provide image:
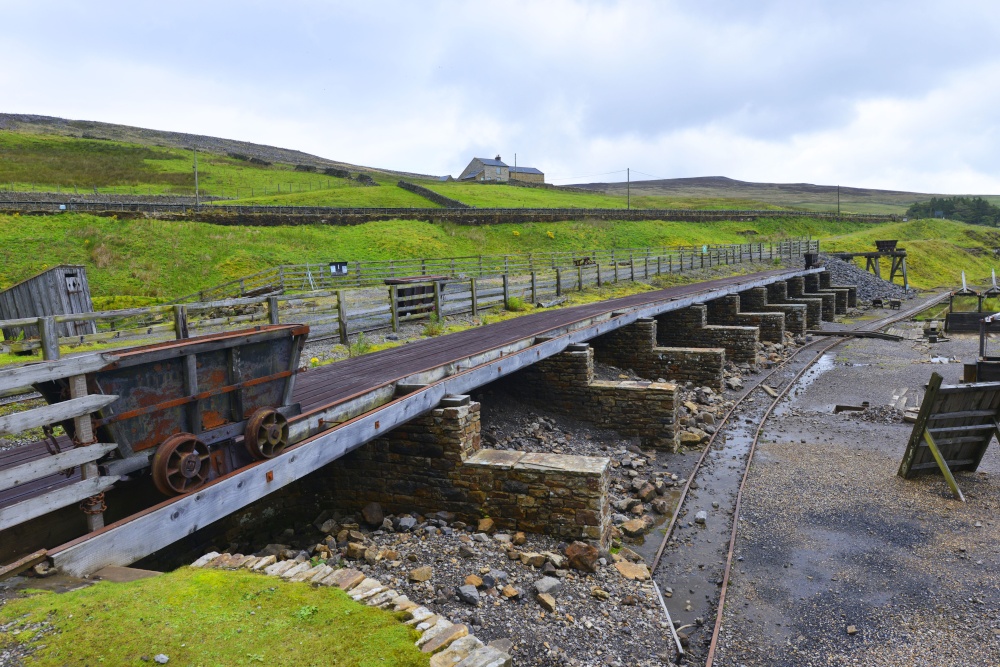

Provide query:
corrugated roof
left=510, top=166, right=543, bottom=175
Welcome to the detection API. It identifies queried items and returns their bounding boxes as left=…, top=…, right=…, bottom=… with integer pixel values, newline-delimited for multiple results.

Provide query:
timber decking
left=290, top=268, right=796, bottom=413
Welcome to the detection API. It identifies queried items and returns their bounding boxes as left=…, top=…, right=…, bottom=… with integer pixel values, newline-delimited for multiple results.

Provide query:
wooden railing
left=0, top=353, right=121, bottom=535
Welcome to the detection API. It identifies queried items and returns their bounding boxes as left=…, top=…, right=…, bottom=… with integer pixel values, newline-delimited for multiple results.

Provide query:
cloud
left=2, top=0, right=1000, bottom=191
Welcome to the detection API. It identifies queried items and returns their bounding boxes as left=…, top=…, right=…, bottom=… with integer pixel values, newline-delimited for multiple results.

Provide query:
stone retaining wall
left=654, top=305, right=759, bottom=366
left=513, top=345, right=678, bottom=450
left=738, top=287, right=807, bottom=335
left=705, top=295, right=785, bottom=343
left=589, top=318, right=725, bottom=389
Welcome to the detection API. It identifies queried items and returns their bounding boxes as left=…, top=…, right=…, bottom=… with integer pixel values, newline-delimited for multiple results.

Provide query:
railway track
left=650, top=291, right=948, bottom=666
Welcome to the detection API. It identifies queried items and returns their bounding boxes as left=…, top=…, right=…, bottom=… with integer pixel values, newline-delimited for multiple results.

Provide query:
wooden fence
left=0, top=240, right=819, bottom=362
left=0, top=353, right=121, bottom=538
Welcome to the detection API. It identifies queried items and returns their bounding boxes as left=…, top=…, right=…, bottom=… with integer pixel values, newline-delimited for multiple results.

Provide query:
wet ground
left=714, top=315, right=1000, bottom=666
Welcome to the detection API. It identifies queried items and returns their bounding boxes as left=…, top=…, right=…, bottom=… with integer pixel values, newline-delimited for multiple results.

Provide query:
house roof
left=509, top=166, right=543, bottom=175
left=460, top=169, right=484, bottom=180
left=475, top=157, right=507, bottom=167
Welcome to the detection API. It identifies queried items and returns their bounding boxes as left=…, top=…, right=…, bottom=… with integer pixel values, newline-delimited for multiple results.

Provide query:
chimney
left=495, top=154, right=502, bottom=162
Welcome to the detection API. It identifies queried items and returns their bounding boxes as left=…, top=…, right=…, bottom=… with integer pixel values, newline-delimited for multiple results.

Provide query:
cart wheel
left=152, top=433, right=211, bottom=496
left=245, top=408, right=289, bottom=460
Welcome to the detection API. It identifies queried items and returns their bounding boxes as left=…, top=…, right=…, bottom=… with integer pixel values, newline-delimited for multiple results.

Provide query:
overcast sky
left=4, top=1, right=1000, bottom=193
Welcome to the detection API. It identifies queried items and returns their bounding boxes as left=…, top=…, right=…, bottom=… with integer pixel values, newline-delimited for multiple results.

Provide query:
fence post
left=502, top=274, right=510, bottom=308
left=39, top=316, right=59, bottom=360
left=268, top=296, right=280, bottom=324
left=530, top=272, right=537, bottom=303
left=337, top=290, right=349, bottom=345
left=470, top=278, right=478, bottom=316
left=556, top=268, right=562, bottom=296
left=173, top=306, right=189, bottom=340
left=433, top=280, right=443, bottom=318
left=69, top=373, right=104, bottom=531
left=390, top=286, right=399, bottom=332
left=596, top=263, right=602, bottom=287
left=578, top=264, right=584, bottom=291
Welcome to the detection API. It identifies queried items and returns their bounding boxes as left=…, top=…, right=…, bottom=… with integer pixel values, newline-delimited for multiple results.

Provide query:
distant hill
left=0, top=113, right=440, bottom=180
left=573, top=176, right=997, bottom=215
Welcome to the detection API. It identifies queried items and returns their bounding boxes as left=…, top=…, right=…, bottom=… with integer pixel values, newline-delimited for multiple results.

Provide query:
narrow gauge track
left=650, top=292, right=948, bottom=666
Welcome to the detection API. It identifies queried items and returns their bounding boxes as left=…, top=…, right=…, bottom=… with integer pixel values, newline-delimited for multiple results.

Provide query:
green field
left=0, top=567, right=428, bottom=667
left=0, top=212, right=868, bottom=299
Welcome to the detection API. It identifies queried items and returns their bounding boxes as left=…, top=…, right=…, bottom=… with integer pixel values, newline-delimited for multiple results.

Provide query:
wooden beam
left=921, top=430, right=966, bottom=502
left=0, top=353, right=117, bottom=392
left=0, top=549, right=48, bottom=582
left=0, top=476, right=119, bottom=532
left=0, top=443, right=116, bottom=492
left=899, top=372, right=942, bottom=479
left=910, top=458, right=976, bottom=471
left=0, top=394, right=118, bottom=437
left=928, top=409, right=997, bottom=421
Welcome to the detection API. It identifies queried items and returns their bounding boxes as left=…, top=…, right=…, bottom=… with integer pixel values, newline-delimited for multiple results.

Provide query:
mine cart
left=33, top=324, right=308, bottom=496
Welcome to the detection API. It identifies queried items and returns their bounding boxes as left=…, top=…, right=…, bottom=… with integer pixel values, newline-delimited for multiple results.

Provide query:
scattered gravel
left=821, top=256, right=914, bottom=302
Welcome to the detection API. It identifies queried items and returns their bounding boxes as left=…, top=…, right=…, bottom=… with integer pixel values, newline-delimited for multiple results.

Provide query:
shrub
left=422, top=315, right=444, bottom=337
left=348, top=332, right=372, bottom=357
left=505, top=296, right=528, bottom=312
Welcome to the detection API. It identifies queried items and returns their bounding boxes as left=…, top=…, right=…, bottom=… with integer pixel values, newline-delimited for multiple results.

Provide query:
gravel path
left=714, top=322, right=1000, bottom=666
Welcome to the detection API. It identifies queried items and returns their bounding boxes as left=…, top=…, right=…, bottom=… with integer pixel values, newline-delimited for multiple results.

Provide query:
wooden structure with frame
left=898, top=372, right=999, bottom=501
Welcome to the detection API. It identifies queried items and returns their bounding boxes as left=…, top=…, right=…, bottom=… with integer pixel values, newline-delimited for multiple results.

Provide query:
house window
left=496, top=167, right=501, bottom=176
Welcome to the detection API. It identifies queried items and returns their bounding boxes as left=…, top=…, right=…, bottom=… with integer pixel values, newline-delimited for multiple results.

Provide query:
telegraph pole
left=194, top=149, right=200, bottom=208
left=627, top=168, right=630, bottom=210
left=837, top=184, right=840, bottom=216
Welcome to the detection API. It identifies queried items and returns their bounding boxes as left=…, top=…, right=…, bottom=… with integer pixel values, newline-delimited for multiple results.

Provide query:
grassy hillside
left=823, top=218, right=1000, bottom=288
left=0, top=131, right=447, bottom=208
left=0, top=212, right=868, bottom=299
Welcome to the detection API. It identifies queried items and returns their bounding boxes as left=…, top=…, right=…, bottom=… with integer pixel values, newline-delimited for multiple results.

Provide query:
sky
left=3, top=0, right=1000, bottom=193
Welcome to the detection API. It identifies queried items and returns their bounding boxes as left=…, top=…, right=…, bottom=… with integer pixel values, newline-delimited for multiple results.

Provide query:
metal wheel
left=152, top=433, right=210, bottom=496
left=244, top=408, right=289, bottom=460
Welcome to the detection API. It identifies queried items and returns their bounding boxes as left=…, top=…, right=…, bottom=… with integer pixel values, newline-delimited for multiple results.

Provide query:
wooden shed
left=0, top=265, right=97, bottom=340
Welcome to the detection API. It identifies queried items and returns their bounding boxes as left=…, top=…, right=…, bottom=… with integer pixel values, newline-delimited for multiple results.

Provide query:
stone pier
left=325, top=394, right=613, bottom=546
left=655, top=305, right=760, bottom=367
left=793, top=275, right=836, bottom=321
left=738, top=286, right=807, bottom=336
left=589, top=318, right=725, bottom=389
left=705, top=294, right=785, bottom=343
left=514, top=344, right=678, bottom=451
left=770, top=278, right=823, bottom=327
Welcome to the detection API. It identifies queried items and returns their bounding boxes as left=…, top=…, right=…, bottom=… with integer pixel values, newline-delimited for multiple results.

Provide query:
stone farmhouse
left=458, top=155, right=544, bottom=183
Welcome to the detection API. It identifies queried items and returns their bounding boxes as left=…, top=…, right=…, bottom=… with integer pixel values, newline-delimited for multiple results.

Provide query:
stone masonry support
left=819, top=271, right=858, bottom=307
left=324, top=394, right=612, bottom=546
left=655, top=305, right=760, bottom=366
left=705, top=295, right=785, bottom=343
left=804, top=272, right=847, bottom=316
left=589, top=318, right=725, bottom=389
left=772, top=278, right=823, bottom=327
left=794, top=275, right=836, bottom=321
left=738, top=287, right=807, bottom=336
left=514, top=344, right=678, bottom=451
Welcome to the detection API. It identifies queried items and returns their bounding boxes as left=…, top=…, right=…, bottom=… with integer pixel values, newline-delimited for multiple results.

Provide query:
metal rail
left=646, top=292, right=949, bottom=665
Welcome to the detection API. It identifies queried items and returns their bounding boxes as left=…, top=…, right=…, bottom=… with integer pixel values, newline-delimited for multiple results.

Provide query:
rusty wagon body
left=34, top=324, right=308, bottom=495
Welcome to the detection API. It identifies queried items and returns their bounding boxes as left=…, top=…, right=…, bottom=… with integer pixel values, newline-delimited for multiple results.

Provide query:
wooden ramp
left=898, top=372, right=1000, bottom=501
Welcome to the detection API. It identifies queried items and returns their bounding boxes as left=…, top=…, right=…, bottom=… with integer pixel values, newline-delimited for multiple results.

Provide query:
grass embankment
left=822, top=218, right=1000, bottom=289
left=0, top=131, right=432, bottom=206
left=0, top=213, right=866, bottom=299
left=0, top=567, right=428, bottom=667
